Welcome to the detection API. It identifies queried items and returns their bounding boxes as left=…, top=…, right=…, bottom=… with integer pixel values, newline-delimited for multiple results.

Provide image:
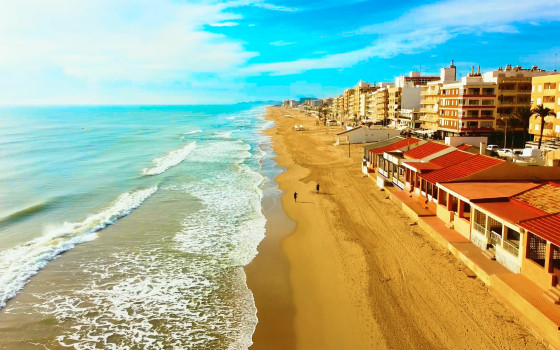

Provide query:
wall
left=444, top=136, right=488, bottom=147
left=401, top=86, right=422, bottom=109
left=437, top=204, right=454, bottom=224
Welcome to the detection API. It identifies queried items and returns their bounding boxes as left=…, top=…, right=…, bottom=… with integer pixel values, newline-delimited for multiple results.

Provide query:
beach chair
left=299, top=125, right=304, bottom=131
left=294, top=125, right=299, bottom=131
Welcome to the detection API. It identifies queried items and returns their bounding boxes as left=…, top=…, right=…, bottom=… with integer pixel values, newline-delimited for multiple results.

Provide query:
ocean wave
left=0, top=186, right=157, bottom=309
left=0, top=201, right=50, bottom=227
left=184, top=129, right=202, bottom=135
left=142, top=142, right=196, bottom=176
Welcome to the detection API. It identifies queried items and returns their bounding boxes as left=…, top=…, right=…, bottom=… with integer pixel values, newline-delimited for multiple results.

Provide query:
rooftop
left=477, top=201, right=546, bottom=226
left=430, top=150, right=476, bottom=168
left=519, top=213, right=560, bottom=248
left=368, top=137, right=421, bottom=155
left=420, top=155, right=504, bottom=184
left=439, top=182, right=541, bottom=202
left=404, top=141, right=449, bottom=160
left=513, top=182, right=560, bottom=214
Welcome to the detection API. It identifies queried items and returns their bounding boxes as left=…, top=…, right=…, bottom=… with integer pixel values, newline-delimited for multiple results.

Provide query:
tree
left=511, top=106, right=533, bottom=146
left=532, top=104, right=555, bottom=149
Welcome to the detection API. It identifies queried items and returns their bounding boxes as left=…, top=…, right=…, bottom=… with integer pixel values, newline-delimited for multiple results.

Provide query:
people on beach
left=294, top=192, right=298, bottom=202
left=316, top=183, right=320, bottom=193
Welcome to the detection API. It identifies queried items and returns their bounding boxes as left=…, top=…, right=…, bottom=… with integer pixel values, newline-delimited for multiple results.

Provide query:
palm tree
left=511, top=106, right=533, bottom=146
left=532, top=104, right=555, bottom=149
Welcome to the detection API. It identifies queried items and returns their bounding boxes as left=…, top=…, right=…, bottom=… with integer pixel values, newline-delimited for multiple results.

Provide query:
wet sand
left=247, top=106, right=545, bottom=349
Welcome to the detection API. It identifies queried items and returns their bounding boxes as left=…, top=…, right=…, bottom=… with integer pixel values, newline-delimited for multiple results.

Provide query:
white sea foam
left=142, top=142, right=196, bottom=176
left=184, top=129, right=202, bottom=135
left=0, top=186, right=157, bottom=309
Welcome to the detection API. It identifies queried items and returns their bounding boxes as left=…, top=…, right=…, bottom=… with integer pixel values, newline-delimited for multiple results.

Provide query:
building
left=530, top=73, right=560, bottom=143
left=482, top=65, right=551, bottom=122
left=387, top=72, right=440, bottom=129
left=420, top=62, right=458, bottom=131
left=335, top=126, right=401, bottom=145
left=438, top=66, right=497, bottom=136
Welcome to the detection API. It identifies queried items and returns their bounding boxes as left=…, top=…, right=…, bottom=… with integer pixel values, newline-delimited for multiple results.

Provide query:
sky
left=1, top=0, right=560, bottom=105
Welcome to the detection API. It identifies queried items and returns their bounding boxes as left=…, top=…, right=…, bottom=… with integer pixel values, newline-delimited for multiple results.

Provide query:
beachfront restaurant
left=518, top=213, right=560, bottom=291
left=402, top=150, right=476, bottom=200
left=377, top=141, right=452, bottom=190
left=366, top=137, right=421, bottom=186
left=436, top=181, right=560, bottom=281
left=419, top=155, right=504, bottom=229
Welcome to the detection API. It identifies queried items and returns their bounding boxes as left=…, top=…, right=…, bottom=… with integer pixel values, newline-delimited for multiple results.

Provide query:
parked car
left=497, top=148, right=513, bottom=157
left=486, top=144, right=499, bottom=152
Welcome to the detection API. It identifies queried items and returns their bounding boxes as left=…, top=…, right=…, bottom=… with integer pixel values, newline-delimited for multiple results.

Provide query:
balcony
left=472, top=222, right=486, bottom=235
left=503, top=240, right=520, bottom=257
left=490, top=230, right=502, bottom=247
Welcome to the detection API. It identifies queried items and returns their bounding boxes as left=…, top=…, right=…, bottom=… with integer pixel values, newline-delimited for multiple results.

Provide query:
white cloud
left=244, top=0, right=560, bottom=75
left=0, top=0, right=255, bottom=83
left=209, top=22, right=239, bottom=27
left=270, top=40, right=296, bottom=47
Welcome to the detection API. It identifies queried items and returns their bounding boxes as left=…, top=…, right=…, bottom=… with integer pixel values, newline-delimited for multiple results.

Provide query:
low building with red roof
left=434, top=180, right=560, bottom=291
left=376, top=141, right=453, bottom=189
left=402, top=150, right=476, bottom=196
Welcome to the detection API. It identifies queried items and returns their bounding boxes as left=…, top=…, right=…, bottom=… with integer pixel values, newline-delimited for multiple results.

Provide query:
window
left=556, top=125, right=560, bottom=133
left=537, top=97, right=542, bottom=105
left=538, top=85, right=542, bottom=92
left=535, top=125, right=540, bottom=131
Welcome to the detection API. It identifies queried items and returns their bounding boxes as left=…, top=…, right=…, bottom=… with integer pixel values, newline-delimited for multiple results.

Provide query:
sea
left=0, top=104, right=280, bottom=349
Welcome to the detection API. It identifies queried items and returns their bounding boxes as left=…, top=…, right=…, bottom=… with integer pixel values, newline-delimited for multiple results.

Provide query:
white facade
left=335, top=126, right=402, bottom=145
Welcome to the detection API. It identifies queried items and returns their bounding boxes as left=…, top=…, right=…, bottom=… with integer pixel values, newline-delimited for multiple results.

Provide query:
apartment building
left=388, top=72, right=439, bottom=129
left=420, top=62, right=457, bottom=131
left=438, top=67, right=498, bottom=136
left=530, top=73, right=560, bottom=142
left=370, top=84, right=391, bottom=124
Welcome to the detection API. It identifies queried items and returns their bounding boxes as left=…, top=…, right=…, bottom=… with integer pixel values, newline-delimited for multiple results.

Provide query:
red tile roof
left=420, top=155, right=504, bottom=184
left=440, top=182, right=541, bottom=201
left=368, top=137, right=421, bottom=155
left=457, top=144, right=472, bottom=151
left=404, top=142, right=449, bottom=160
left=513, top=182, right=560, bottom=214
left=430, top=150, right=475, bottom=168
left=403, top=162, right=442, bottom=171
left=519, top=213, right=560, bottom=247
left=477, top=201, right=546, bottom=225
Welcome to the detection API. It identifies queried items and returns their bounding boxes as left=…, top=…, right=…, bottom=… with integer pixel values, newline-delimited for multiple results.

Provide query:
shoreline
left=246, top=106, right=545, bottom=349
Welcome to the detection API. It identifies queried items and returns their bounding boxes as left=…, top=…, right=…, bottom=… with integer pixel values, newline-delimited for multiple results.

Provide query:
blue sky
left=1, top=0, right=560, bottom=105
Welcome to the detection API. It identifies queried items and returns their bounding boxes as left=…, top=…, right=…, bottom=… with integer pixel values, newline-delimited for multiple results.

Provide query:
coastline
left=247, top=106, right=545, bottom=349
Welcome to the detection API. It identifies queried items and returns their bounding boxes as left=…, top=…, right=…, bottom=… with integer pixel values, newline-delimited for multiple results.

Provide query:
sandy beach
left=246, top=106, right=546, bottom=349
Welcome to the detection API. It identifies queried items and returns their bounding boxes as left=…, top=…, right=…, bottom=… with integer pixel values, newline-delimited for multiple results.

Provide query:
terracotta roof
left=439, top=182, right=541, bottom=201
left=519, top=213, right=560, bottom=247
left=368, top=137, right=421, bottom=155
left=513, top=182, right=560, bottom=214
left=403, top=142, right=449, bottom=160
left=457, top=144, right=472, bottom=151
left=430, top=150, right=476, bottom=168
left=403, top=162, right=442, bottom=171
left=477, top=201, right=546, bottom=225
left=420, top=155, right=504, bottom=184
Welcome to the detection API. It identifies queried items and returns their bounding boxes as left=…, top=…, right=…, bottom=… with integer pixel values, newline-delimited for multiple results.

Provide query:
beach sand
left=246, top=106, right=546, bottom=349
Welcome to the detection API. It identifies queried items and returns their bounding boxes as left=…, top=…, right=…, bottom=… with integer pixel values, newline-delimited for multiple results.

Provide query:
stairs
left=544, top=285, right=560, bottom=304
left=482, top=247, right=496, bottom=260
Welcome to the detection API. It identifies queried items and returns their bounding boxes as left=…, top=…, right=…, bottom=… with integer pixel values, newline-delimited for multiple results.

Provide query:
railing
left=503, top=240, right=520, bottom=257
left=490, top=230, right=502, bottom=247
left=472, top=222, right=486, bottom=235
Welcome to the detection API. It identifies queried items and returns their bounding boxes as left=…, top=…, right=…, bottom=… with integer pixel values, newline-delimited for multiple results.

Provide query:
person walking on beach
left=293, top=192, right=298, bottom=202
left=316, top=183, right=320, bottom=193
